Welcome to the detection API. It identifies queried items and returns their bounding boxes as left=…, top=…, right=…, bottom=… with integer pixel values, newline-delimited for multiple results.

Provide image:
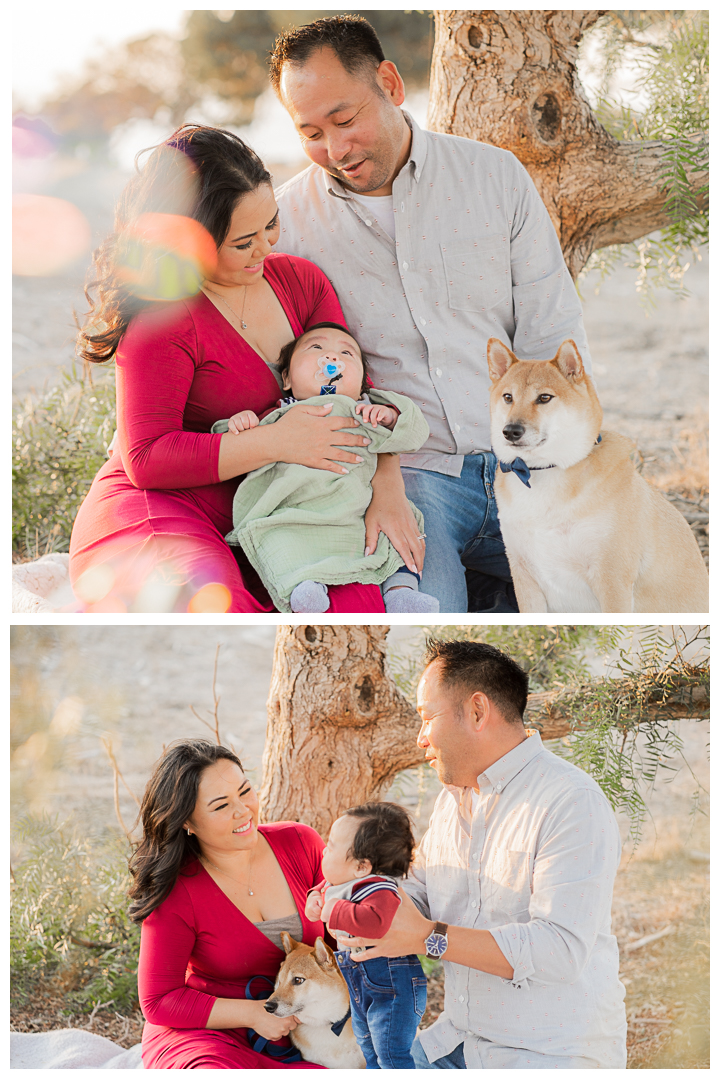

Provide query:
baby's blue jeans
left=336, top=951, right=427, bottom=1069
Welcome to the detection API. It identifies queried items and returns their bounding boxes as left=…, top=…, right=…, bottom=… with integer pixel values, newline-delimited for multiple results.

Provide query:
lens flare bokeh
left=118, top=213, right=218, bottom=302
left=12, top=193, right=92, bottom=276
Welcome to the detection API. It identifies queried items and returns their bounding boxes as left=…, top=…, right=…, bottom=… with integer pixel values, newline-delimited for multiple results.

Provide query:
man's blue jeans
left=411, top=1038, right=466, bottom=1068
left=336, top=951, right=427, bottom=1069
left=401, top=454, right=518, bottom=613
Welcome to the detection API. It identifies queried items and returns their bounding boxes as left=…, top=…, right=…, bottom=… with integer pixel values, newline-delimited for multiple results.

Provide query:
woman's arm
left=365, top=453, right=426, bottom=572
left=206, top=997, right=298, bottom=1037
left=117, top=304, right=371, bottom=489
left=216, top=404, right=371, bottom=481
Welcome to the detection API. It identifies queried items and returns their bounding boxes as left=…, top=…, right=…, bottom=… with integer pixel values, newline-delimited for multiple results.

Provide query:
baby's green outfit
left=212, top=389, right=430, bottom=612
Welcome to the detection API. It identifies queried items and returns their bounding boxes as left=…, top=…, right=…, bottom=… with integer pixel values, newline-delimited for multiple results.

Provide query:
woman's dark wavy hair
left=78, top=124, right=272, bottom=364
left=128, top=739, right=244, bottom=923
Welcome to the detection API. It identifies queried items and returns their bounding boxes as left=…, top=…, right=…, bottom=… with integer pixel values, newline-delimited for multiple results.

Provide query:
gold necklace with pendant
left=201, top=852, right=255, bottom=895
left=204, top=285, right=249, bottom=330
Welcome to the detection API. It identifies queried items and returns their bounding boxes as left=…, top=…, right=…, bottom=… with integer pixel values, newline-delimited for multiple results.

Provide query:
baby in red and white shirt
left=305, top=801, right=427, bottom=1069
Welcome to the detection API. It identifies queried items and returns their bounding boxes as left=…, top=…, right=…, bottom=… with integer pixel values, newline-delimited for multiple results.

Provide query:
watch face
left=426, top=932, right=448, bottom=957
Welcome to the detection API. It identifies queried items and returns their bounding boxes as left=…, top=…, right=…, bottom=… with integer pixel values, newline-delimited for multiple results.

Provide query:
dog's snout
left=263, top=1000, right=278, bottom=1013
left=503, top=422, right=525, bottom=443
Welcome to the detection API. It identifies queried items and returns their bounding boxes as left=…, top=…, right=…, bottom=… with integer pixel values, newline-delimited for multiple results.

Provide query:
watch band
left=424, top=920, right=450, bottom=958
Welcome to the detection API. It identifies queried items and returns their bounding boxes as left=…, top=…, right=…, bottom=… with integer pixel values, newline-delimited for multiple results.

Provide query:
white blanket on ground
left=12, top=553, right=78, bottom=612
left=11, top=1029, right=144, bottom=1069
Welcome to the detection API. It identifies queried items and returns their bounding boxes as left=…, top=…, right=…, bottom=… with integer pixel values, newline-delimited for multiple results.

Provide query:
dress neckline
left=194, top=826, right=301, bottom=953
left=199, top=254, right=298, bottom=378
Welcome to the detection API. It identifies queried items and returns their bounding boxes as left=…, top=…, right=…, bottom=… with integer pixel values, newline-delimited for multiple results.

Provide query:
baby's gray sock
left=290, top=580, right=330, bottom=613
left=384, top=587, right=440, bottom=614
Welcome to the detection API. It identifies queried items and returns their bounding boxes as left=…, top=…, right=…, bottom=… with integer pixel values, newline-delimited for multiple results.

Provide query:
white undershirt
left=352, top=192, right=396, bottom=240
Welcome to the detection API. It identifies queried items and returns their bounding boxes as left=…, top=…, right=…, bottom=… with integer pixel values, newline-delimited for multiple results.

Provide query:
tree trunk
left=259, top=626, right=709, bottom=835
left=259, top=625, right=423, bottom=837
left=428, top=10, right=708, bottom=278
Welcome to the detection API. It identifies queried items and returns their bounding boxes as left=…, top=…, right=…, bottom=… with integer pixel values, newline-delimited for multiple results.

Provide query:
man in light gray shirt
left=270, top=15, right=592, bottom=613
left=336, top=639, right=627, bottom=1069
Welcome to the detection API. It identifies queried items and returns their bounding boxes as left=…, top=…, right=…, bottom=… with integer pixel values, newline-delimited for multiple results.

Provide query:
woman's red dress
left=139, top=822, right=327, bottom=1069
left=68, top=253, right=384, bottom=613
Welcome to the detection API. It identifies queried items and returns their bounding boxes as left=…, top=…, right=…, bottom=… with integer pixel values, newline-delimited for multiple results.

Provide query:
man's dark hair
left=343, top=801, right=415, bottom=878
left=425, top=640, right=529, bottom=725
left=277, top=322, right=371, bottom=394
left=269, top=15, right=385, bottom=95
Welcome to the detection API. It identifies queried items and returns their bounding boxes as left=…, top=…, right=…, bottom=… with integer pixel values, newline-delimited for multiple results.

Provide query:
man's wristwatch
left=424, top=921, right=449, bottom=959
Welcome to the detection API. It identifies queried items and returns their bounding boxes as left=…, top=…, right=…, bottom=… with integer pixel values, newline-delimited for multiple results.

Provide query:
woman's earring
left=186, top=829, right=191, bottom=836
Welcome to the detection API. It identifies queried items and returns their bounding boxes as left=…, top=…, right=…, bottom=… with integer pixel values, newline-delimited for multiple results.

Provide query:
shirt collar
left=481, top=730, right=544, bottom=793
left=323, top=110, right=427, bottom=200
left=443, top=730, right=544, bottom=803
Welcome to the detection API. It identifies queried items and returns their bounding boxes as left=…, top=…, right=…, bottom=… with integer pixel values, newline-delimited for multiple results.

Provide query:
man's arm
left=336, top=887, right=513, bottom=979
left=507, top=155, right=592, bottom=373
left=339, top=787, right=619, bottom=986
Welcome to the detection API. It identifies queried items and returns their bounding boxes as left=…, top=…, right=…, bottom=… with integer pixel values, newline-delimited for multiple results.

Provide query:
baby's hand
left=355, top=402, right=398, bottom=430
left=228, top=410, right=260, bottom=434
left=305, top=890, right=324, bottom=921
left=321, top=896, right=339, bottom=923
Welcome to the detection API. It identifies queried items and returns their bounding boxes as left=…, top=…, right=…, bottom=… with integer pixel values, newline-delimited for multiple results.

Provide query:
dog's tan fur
left=487, top=338, right=708, bottom=613
left=264, top=933, right=365, bottom=1069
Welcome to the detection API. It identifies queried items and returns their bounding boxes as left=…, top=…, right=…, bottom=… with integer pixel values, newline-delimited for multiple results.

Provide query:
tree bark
left=259, top=626, right=709, bottom=835
left=428, top=10, right=708, bottom=278
left=259, top=625, right=423, bottom=838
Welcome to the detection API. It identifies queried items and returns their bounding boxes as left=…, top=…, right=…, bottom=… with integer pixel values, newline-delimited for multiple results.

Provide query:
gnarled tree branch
left=259, top=626, right=708, bottom=836
left=428, top=10, right=708, bottom=278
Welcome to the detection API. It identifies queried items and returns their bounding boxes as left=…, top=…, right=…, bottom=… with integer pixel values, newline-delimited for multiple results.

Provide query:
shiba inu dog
left=487, top=337, right=708, bottom=613
left=264, top=933, right=366, bottom=1069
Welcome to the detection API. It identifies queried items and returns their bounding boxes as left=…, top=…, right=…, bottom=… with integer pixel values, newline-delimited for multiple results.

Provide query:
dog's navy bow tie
left=331, top=1008, right=352, bottom=1037
left=498, top=457, right=548, bottom=487
left=499, top=435, right=602, bottom=489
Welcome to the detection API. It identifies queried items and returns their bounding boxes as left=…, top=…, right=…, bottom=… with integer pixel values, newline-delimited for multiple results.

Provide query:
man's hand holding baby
left=355, top=402, right=397, bottom=429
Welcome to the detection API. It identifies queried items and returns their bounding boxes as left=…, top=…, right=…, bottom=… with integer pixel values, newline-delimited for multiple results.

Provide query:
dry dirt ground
left=12, top=159, right=709, bottom=563
left=10, top=626, right=709, bottom=1067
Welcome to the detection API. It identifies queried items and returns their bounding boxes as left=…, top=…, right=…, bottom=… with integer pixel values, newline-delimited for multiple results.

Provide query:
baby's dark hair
left=277, top=322, right=371, bottom=394
left=342, top=801, right=415, bottom=878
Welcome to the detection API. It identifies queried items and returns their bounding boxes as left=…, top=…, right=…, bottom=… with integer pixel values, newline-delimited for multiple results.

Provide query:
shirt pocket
left=483, top=848, right=532, bottom=918
left=440, top=235, right=509, bottom=313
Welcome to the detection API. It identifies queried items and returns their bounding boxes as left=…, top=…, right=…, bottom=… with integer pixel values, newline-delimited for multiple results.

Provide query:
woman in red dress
left=131, top=740, right=328, bottom=1069
left=69, top=125, right=424, bottom=612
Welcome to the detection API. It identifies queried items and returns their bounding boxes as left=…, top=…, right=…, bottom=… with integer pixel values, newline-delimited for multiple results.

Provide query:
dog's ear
left=281, top=932, right=302, bottom=955
left=313, top=937, right=335, bottom=969
left=553, top=340, right=585, bottom=381
left=487, top=338, right=517, bottom=383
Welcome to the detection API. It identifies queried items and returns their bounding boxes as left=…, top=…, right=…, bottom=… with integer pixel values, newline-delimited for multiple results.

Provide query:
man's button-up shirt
left=404, top=731, right=627, bottom=1068
left=275, top=115, right=592, bottom=477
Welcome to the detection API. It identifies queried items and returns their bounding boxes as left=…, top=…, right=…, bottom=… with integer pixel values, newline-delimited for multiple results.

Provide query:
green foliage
left=578, top=10, right=709, bottom=306
left=10, top=815, right=139, bottom=1012
left=182, top=9, right=434, bottom=121
left=12, top=364, right=116, bottom=560
left=390, top=624, right=614, bottom=697
left=550, top=625, right=709, bottom=848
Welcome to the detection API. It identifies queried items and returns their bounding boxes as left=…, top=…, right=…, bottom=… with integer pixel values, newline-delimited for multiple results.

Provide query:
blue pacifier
left=315, top=356, right=345, bottom=391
